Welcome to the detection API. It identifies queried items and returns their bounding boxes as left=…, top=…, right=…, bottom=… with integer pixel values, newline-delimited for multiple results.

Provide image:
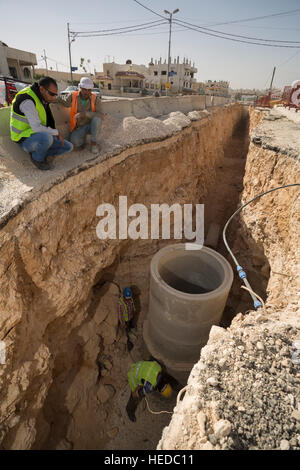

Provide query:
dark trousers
left=126, top=394, right=141, bottom=422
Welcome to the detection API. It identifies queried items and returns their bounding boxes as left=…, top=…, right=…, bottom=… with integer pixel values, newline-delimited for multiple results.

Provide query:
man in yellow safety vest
left=10, top=77, right=73, bottom=170
left=126, top=360, right=173, bottom=422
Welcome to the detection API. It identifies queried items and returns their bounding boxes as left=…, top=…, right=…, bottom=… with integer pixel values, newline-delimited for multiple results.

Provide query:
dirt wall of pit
left=0, top=104, right=246, bottom=449
left=158, top=110, right=300, bottom=451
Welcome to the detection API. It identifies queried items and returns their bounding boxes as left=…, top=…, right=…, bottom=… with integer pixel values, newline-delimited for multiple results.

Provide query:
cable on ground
left=223, top=183, right=300, bottom=309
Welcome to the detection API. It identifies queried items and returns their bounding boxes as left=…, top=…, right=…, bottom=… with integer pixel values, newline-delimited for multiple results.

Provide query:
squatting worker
left=126, top=360, right=173, bottom=422
left=56, top=77, right=102, bottom=154
left=10, top=77, right=73, bottom=171
left=118, top=287, right=136, bottom=333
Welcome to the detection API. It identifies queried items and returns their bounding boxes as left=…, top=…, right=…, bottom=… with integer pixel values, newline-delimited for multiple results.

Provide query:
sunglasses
left=45, top=88, right=58, bottom=97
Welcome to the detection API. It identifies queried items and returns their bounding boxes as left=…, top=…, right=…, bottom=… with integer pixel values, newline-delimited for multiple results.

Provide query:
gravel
left=159, top=309, right=300, bottom=450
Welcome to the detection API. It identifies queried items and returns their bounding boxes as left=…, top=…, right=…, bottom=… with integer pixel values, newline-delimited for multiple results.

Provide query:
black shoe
left=30, top=156, right=51, bottom=171
left=126, top=410, right=136, bottom=422
left=75, top=144, right=86, bottom=151
left=126, top=403, right=137, bottom=422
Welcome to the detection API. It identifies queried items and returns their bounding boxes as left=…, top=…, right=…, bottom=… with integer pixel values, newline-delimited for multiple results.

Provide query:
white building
left=147, top=57, right=197, bottom=93
left=0, top=41, right=37, bottom=81
left=99, top=57, right=197, bottom=95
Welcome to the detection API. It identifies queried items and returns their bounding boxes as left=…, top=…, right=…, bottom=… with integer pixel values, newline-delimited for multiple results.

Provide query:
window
left=23, top=67, right=31, bottom=78
left=154, top=71, right=158, bottom=76
left=9, top=67, right=17, bottom=79
left=161, top=71, right=167, bottom=75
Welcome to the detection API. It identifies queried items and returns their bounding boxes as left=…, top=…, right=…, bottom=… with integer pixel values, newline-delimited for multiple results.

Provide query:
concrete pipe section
left=143, top=244, right=233, bottom=382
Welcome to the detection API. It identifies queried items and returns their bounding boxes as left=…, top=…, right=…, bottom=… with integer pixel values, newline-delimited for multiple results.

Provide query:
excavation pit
left=0, top=103, right=299, bottom=450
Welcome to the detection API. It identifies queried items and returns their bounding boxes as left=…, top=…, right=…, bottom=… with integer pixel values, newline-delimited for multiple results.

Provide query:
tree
left=80, top=58, right=91, bottom=73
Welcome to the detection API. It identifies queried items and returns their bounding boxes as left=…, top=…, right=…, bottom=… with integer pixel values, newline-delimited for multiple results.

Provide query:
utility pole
left=67, top=22, right=73, bottom=83
left=164, top=8, right=179, bottom=96
left=269, top=66, right=276, bottom=93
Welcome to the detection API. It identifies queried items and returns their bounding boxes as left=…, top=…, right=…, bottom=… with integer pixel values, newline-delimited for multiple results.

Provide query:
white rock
left=197, top=411, right=206, bottom=438
left=213, top=419, right=232, bottom=439
left=256, top=342, right=264, bottom=350
left=188, top=111, right=201, bottom=121
left=218, top=358, right=227, bottom=370
left=280, top=439, right=290, bottom=451
left=206, top=377, right=219, bottom=387
left=291, top=410, right=300, bottom=421
left=202, top=441, right=214, bottom=450
left=208, top=325, right=228, bottom=343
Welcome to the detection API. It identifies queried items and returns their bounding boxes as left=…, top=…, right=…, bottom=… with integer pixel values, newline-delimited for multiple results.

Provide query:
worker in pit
left=10, top=77, right=73, bottom=170
left=118, top=287, right=136, bottom=333
left=56, top=77, right=102, bottom=154
left=126, top=360, right=174, bottom=422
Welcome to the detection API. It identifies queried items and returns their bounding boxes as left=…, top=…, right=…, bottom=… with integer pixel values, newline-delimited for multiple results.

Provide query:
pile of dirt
left=158, top=308, right=300, bottom=450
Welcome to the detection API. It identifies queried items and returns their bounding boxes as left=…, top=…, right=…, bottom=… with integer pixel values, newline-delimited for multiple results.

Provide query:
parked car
left=0, top=76, right=29, bottom=106
left=60, top=85, right=78, bottom=96
left=92, top=88, right=101, bottom=98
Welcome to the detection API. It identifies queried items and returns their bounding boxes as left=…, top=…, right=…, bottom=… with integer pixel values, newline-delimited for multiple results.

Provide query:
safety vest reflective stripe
left=10, top=125, right=22, bottom=134
left=119, top=297, right=129, bottom=322
left=11, top=112, right=29, bottom=123
left=128, top=361, right=143, bottom=391
left=69, top=91, right=96, bottom=132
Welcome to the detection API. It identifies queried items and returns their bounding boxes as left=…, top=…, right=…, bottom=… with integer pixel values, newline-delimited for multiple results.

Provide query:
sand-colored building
left=34, top=68, right=95, bottom=84
left=99, top=58, right=197, bottom=95
left=0, top=41, right=37, bottom=81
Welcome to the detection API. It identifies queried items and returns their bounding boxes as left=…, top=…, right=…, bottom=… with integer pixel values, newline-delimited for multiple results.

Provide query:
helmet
left=123, top=287, right=132, bottom=299
left=160, top=383, right=172, bottom=399
left=79, top=77, right=94, bottom=89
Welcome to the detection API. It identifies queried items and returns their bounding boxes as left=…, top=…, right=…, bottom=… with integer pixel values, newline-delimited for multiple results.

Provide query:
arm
left=19, top=100, right=58, bottom=136
left=83, top=96, right=102, bottom=119
left=136, top=381, right=153, bottom=397
left=55, top=93, right=72, bottom=108
left=95, top=96, right=102, bottom=113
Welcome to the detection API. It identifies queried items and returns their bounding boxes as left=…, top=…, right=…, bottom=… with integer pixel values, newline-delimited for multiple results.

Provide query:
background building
left=0, top=41, right=37, bottom=81
left=99, top=57, right=197, bottom=95
left=192, top=80, right=230, bottom=97
left=34, top=69, right=95, bottom=83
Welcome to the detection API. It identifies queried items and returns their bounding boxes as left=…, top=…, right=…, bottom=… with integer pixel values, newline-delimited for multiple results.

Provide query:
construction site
left=0, top=91, right=299, bottom=451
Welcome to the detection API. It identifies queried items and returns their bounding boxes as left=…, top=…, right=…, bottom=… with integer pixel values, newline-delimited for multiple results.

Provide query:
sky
left=1, top=0, right=300, bottom=89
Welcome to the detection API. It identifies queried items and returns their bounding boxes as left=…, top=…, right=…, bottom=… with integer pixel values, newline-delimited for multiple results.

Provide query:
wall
left=0, top=94, right=229, bottom=141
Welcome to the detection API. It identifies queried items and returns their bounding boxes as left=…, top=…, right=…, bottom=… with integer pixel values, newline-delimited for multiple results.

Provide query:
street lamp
left=164, top=8, right=179, bottom=95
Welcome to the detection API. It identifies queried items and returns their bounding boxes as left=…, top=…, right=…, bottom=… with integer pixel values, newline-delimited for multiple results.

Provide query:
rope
left=176, top=385, right=188, bottom=405
left=241, top=286, right=267, bottom=314
left=144, top=396, right=173, bottom=415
